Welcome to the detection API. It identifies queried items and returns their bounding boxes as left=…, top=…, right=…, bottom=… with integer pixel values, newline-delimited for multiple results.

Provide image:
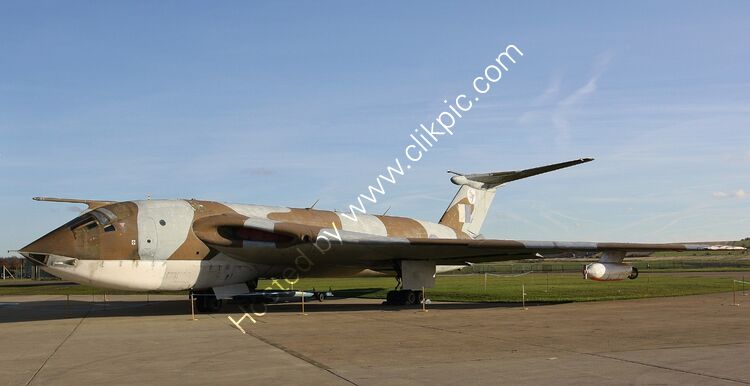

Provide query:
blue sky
left=2, top=1, right=749, bottom=254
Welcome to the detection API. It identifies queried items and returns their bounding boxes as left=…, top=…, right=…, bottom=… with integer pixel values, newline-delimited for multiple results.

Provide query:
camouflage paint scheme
left=19, top=159, right=737, bottom=292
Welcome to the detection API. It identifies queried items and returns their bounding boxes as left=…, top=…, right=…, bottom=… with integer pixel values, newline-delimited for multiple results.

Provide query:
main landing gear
left=385, top=269, right=424, bottom=306
left=385, top=289, right=424, bottom=306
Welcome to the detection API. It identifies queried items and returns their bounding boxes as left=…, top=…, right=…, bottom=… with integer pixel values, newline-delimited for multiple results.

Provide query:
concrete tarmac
left=1, top=292, right=749, bottom=385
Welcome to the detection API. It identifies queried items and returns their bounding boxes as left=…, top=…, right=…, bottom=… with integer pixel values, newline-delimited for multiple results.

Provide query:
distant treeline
left=0, top=257, right=24, bottom=269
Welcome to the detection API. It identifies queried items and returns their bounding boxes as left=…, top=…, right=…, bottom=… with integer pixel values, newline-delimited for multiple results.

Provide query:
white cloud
left=518, top=75, right=562, bottom=124
left=552, top=51, right=614, bottom=148
left=516, top=51, right=614, bottom=150
left=535, top=76, right=561, bottom=104
left=724, top=150, right=750, bottom=163
left=712, top=189, right=746, bottom=199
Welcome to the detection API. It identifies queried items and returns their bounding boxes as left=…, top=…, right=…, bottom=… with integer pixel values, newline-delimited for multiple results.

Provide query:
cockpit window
left=67, top=214, right=97, bottom=231
left=91, top=208, right=117, bottom=226
left=66, top=208, right=119, bottom=232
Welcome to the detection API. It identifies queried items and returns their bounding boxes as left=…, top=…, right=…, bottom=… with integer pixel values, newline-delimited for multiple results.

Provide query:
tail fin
left=438, top=158, right=593, bottom=238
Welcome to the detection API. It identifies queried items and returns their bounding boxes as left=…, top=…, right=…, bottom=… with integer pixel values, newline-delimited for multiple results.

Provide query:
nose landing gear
left=192, top=289, right=223, bottom=313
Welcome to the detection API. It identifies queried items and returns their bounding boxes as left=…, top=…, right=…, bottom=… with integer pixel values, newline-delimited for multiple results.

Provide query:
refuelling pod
left=583, top=262, right=638, bottom=281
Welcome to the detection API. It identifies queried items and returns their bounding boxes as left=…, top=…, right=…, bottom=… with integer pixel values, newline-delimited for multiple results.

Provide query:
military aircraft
left=18, top=158, right=742, bottom=311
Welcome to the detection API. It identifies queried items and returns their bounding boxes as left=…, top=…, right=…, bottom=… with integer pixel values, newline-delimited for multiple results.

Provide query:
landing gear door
left=138, top=217, right=158, bottom=260
left=401, top=260, right=436, bottom=290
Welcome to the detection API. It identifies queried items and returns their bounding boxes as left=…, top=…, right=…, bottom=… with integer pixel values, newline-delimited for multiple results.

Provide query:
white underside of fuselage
left=40, top=248, right=466, bottom=291
left=39, top=253, right=389, bottom=291
left=41, top=254, right=264, bottom=291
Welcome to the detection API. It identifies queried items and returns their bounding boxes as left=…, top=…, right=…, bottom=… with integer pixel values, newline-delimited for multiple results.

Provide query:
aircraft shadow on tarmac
left=0, top=290, right=571, bottom=323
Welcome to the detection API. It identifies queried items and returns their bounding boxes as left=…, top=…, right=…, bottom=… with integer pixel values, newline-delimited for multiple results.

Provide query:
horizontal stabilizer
left=449, top=158, right=593, bottom=189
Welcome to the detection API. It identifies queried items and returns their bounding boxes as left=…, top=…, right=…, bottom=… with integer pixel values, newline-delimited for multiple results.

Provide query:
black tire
left=414, top=290, right=424, bottom=304
left=386, top=290, right=407, bottom=305
left=315, top=292, right=326, bottom=302
left=386, top=290, right=398, bottom=305
left=194, top=291, right=223, bottom=313
left=405, top=291, right=417, bottom=305
left=628, top=267, right=639, bottom=280
left=208, top=298, right=223, bottom=312
left=195, top=295, right=207, bottom=312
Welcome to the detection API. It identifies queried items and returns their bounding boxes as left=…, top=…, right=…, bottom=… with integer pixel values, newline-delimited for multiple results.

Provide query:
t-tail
left=438, top=158, right=594, bottom=238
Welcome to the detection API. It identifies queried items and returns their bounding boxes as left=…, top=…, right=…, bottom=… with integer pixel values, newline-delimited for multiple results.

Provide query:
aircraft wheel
left=386, top=290, right=406, bottom=305
left=195, top=295, right=208, bottom=312
left=405, top=290, right=417, bottom=305
left=386, top=290, right=398, bottom=305
left=194, top=291, right=223, bottom=313
left=386, top=290, right=423, bottom=305
left=209, top=298, right=223, bottom=312
left=315, top=292, right=326, bottom=302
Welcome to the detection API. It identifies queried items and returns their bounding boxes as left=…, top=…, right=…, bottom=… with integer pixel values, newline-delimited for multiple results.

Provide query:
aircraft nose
left=20, top=226, right=80, bottom=263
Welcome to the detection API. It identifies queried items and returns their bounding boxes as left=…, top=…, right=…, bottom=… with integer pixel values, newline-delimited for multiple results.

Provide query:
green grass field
left=3, top=272, right=747, bottom=303
left=265, top=273, right=748, bottom=303
left=460, top=252, right=750, bottom=275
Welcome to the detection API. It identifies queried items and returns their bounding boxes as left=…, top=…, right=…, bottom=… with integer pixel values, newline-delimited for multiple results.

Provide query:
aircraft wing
left=326, top=234, right=741, bottom=265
